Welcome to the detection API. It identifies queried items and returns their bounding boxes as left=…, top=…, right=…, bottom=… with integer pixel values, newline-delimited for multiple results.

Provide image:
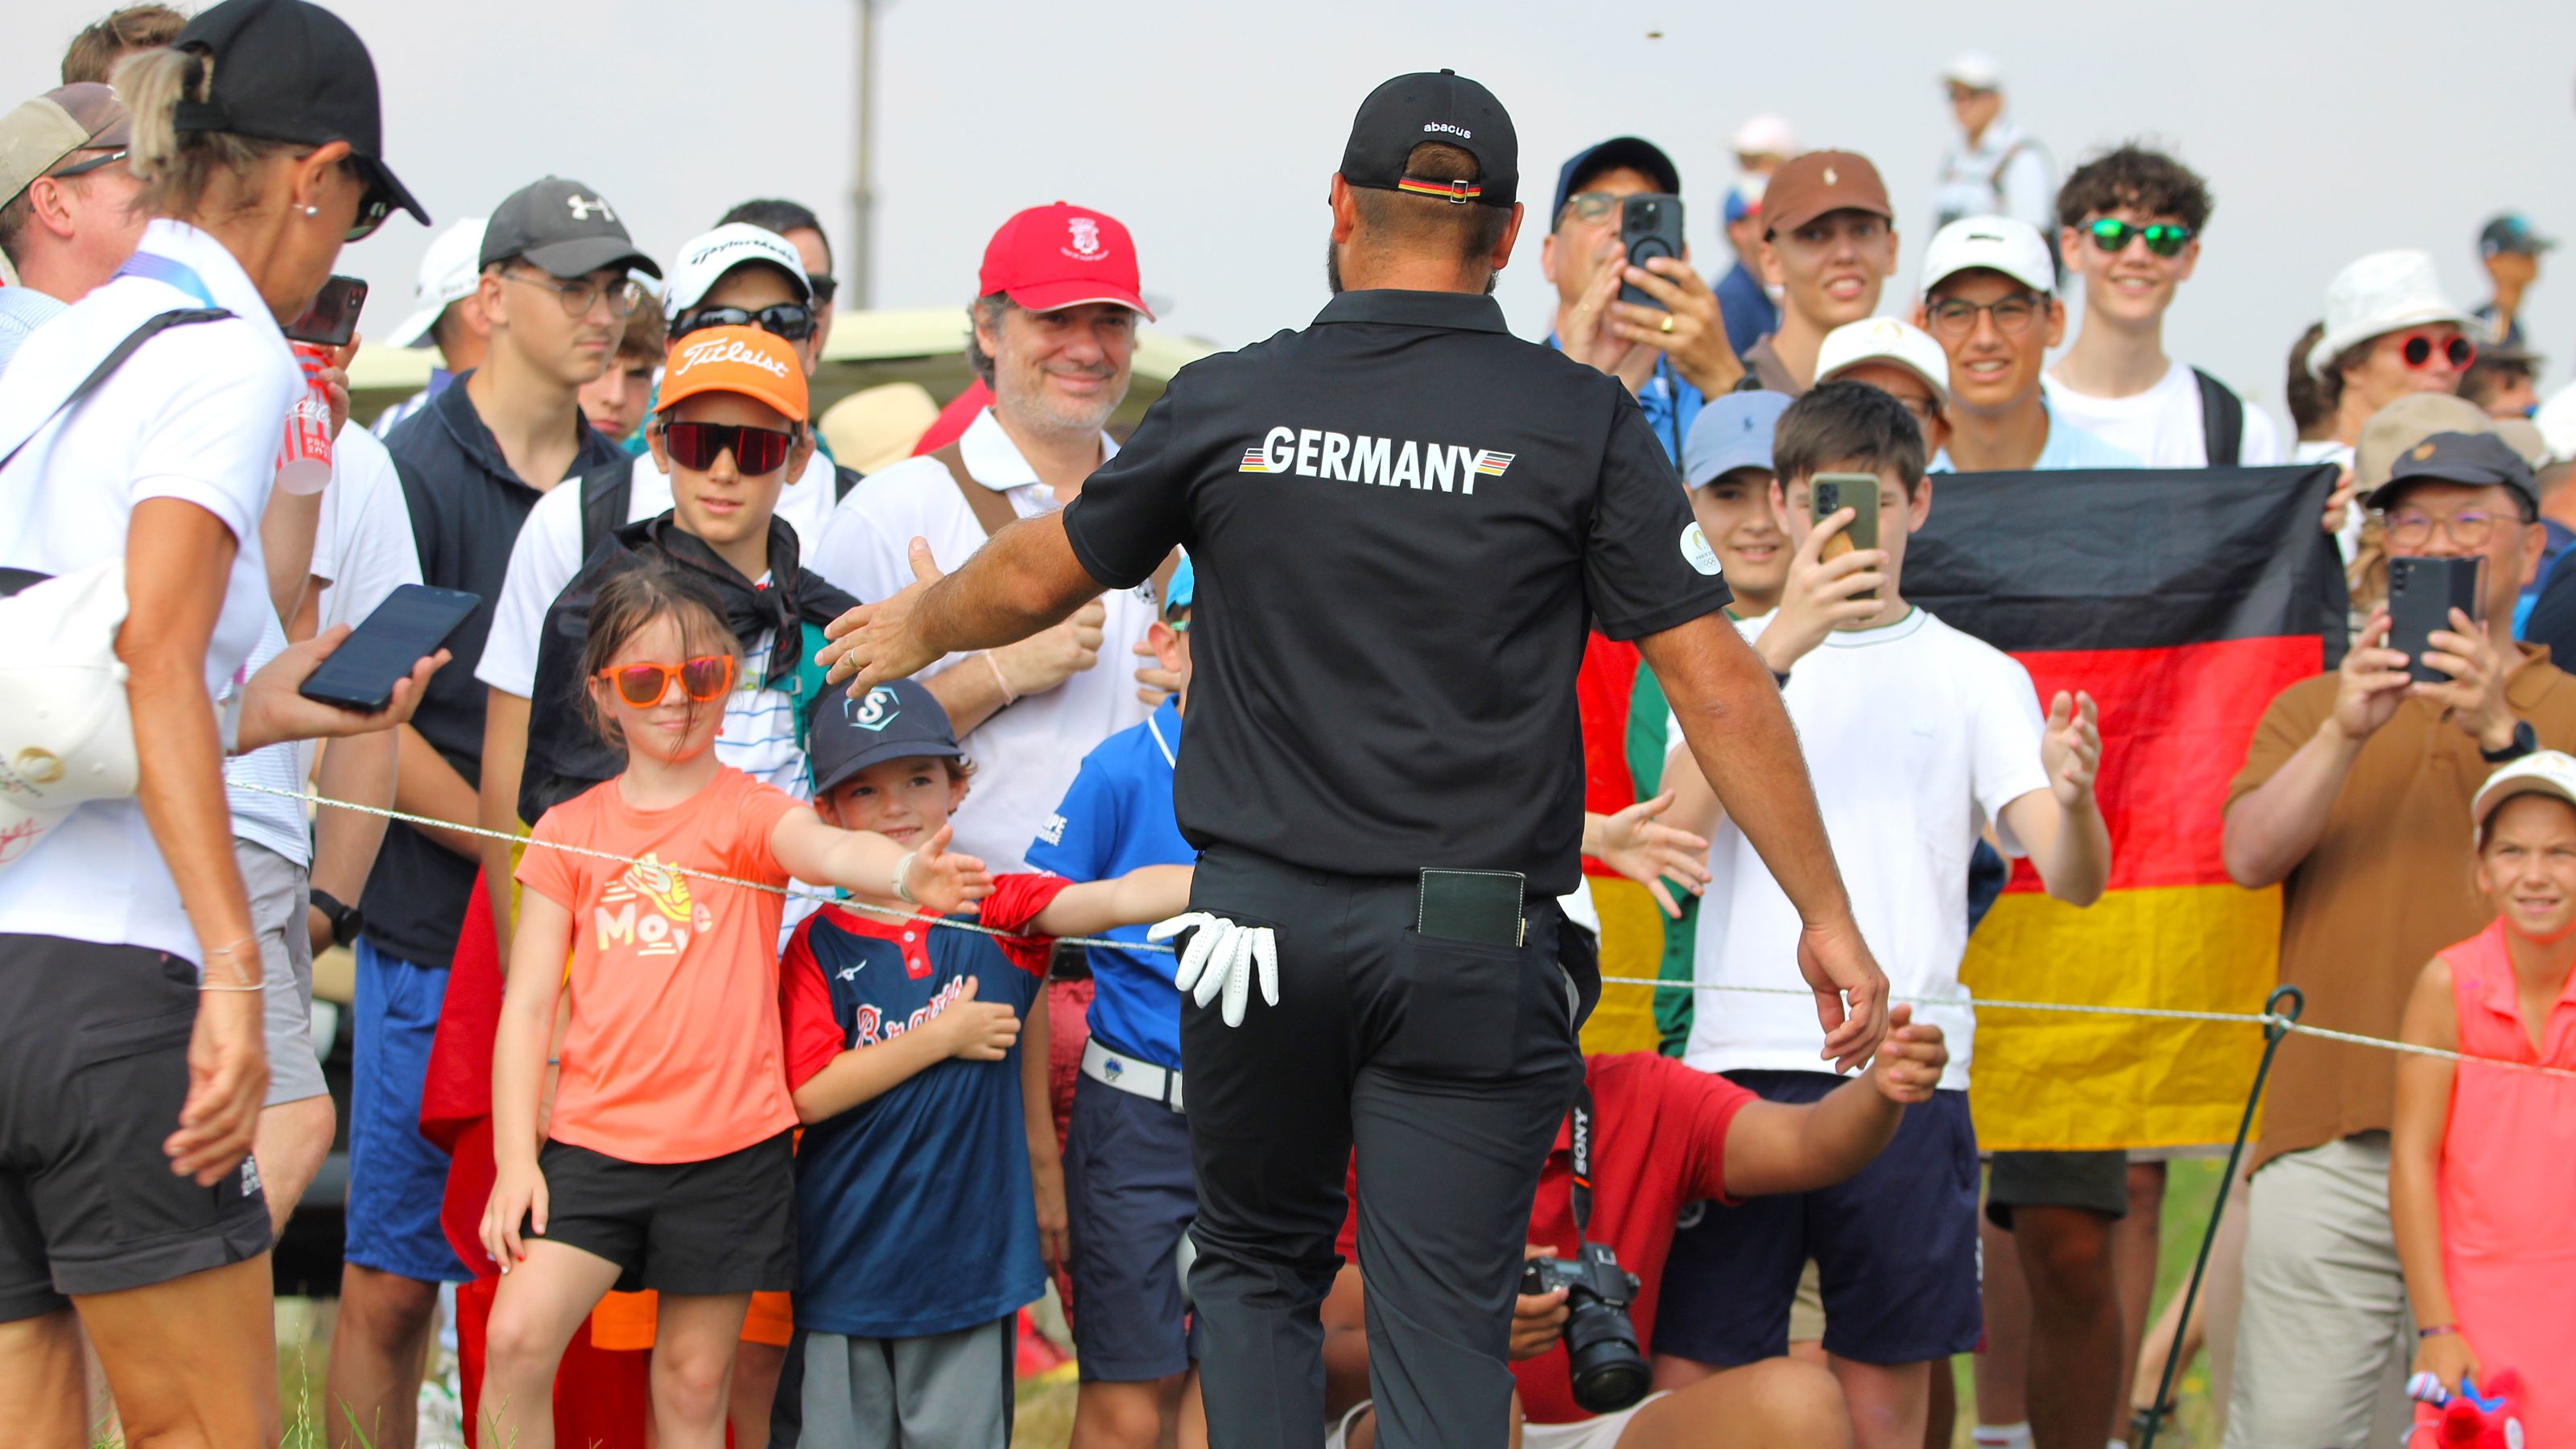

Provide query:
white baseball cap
left=0, top=564, right=138, bottom=869
left=383, top=216, right=489, bottom=350
left=1920, top=215, right=2056, bottom=299
left=2531, top=381, right=2576, bottom=465
left=663, top=223, right=813, bottom=324
left=1942, top=51, right=2004, bottom=90
left=1816, top=317, right=1951, bottom=409
left=2306, top=250, right=2473, bottom=382
left=1730, top=113, right=1797, bottom=158
left=2473, top=750, right=2576, bottom=842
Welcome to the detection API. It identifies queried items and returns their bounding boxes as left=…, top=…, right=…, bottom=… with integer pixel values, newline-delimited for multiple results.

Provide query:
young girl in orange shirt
left=476, top=562, right=991, bottom=1449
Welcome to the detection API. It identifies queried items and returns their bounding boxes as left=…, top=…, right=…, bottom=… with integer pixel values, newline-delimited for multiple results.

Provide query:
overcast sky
left=13, top=0, right=2574, bottom=427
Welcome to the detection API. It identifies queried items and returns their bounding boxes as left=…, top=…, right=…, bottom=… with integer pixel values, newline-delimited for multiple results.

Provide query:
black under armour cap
left=2368, top=430, right=2538, bottom=513
left=807, top=679, right=963, bottom=797
left=171, top=0, right=427, bottom=227
left=480, top=175, right=660, bottom=280
left=1340, top=69, right=1517, bottom=210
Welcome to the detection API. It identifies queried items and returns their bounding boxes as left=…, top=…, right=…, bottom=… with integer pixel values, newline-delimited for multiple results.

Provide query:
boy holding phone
left=1649, top=382, right=2112, bottom=1449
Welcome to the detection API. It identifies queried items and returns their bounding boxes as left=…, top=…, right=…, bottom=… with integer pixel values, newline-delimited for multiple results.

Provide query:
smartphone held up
left=2387, top=555, right=2486, bottom=684
left=1810, top=473, right=1882, bottom=601
left=1618, top=194, right=1685, bottom=308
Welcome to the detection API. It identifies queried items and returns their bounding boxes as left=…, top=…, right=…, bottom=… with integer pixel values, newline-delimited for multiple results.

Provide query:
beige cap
left=2491, top=417, right=2550, bottom=472
left=819, top=383, right=940, bottom=477
left=0, top=84, right=130, bottom=211
left=1816, top=317, right=1951, bottom=408
left=2355, top=393, right=2494, bottom=494
left=2474, top=750, right=2576, bottom=841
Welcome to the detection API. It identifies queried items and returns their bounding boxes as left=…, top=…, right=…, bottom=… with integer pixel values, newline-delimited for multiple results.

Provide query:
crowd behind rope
left=0, top=4, right=2572, bottom=1449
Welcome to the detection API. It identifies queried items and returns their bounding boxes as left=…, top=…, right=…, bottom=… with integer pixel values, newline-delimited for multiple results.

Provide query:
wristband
left=984, top=650, right=1017, bottom=706
left=199, top=935, right=261, bottom=989
left=892, top=849, right=919, bottom=906
left=2417, top=1323, right=2460, bottom=1340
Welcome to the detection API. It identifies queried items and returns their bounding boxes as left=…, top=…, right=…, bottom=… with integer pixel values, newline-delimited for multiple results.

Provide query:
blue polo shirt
left=1026, top=698, right=1194, bottom=1071
left=1546, top=333, right=1702, bottom=466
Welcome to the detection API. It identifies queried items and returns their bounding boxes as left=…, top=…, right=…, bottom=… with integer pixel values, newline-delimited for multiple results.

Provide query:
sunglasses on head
left=598, top=654, right=737, bottom=708
left=2084, top=217, right=2192, bottom=258
left=805, top=273, right=839, bottom=306
left=672, top=302, right=814, bottom=342
left=661, top=419, right=798, bottom=474
left=2394, top=331, right=2475, bottom=371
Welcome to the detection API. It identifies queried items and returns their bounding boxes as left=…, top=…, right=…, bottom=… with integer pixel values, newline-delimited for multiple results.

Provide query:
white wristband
left=891, top=849, right=919, bottom=906
left=984, top=650, right=1017, bottom=706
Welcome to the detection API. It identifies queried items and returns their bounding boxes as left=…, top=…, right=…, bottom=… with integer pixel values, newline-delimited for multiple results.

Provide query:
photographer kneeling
left=1318, top=1009, right=1948, bottom=1449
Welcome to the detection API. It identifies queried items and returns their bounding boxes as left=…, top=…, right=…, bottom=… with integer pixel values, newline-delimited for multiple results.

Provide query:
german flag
left=1907, top=464, right=2347, bottom=1150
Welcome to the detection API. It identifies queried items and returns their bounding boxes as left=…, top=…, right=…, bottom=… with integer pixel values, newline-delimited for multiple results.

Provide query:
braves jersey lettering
left=1237, top=424, right=1515, bottom=493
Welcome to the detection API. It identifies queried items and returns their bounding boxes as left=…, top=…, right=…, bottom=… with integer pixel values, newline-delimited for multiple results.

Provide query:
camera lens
left=1562, top=1295, right=1651, bottom=1414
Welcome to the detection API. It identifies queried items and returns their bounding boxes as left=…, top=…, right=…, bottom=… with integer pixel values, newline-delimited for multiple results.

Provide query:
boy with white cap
left=1914, top=217, right=2137, bottom=473
left=370, top=215, right=489, bottom=438
left=1932, top=52, right=2053, bottom=235
left=1815, top=317, right=1953, bottom=460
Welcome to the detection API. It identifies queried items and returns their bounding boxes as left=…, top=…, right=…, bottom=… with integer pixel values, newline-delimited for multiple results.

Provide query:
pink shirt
left=2429, top=920, right=2576, bottom=1439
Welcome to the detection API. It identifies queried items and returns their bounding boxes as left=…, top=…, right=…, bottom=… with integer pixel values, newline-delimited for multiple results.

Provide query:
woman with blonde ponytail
left=0, top=2, right=426, bottom=1443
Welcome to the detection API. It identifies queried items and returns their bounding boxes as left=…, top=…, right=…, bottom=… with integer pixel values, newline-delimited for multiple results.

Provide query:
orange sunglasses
left=597, top=654, right=736, bottom=708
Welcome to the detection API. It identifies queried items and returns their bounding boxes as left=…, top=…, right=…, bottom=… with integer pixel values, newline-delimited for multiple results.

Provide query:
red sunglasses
left=662, top=419, right=796, bottom=474
left=597, top=654, right=736, bottom=708
left=2394, top=331, right=2475, bottom=372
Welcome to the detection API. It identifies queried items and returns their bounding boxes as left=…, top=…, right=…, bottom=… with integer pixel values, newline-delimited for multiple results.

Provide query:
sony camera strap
left=1567, top=1084, right=1596, bottom=1248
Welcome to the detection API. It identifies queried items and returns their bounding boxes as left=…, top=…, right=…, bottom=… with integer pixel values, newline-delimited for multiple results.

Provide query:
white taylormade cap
left=384, top=216, right=489, bottom=350
left=662, top=223, right=813, bottom=323
left=1920, top=214, right=2056, bottom=298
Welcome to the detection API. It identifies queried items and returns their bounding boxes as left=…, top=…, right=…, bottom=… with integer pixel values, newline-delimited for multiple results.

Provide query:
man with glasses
left=1740, top=151, right=1901, bottom=396
left=2220, top=429, right=2574, bottom=1449
left=1914, top=216, right=2136, bottom=473
left=341, top=175, right=655, bottom=1449
left=1542, top=136, right=1741, bottom=461
left=0, top=83, right=139, bottom=374
left=2041, top=145, right=2281, bottom=468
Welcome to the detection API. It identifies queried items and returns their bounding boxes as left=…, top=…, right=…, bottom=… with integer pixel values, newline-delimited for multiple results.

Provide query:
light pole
left=849, top=0, right=880, bottom=308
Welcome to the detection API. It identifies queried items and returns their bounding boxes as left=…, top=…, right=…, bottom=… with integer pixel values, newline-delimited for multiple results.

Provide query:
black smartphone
left=1617, top=193, right=1685, bottom=308
left=284, top=275, right=369, bottom=347
left=298, top=584, right=479, bottom=712
left=1418, top=869, right=1525, bottom=948
left=2386, top=555, right=2485, bottom=684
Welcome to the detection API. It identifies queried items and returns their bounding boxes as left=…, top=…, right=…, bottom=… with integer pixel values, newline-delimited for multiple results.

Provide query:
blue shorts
left=1653, top=1071, right=1979, bottom=1367
left=1063, top=1069, right=1201, bottom=1381
left=344, top=940, right=469, bottom=1283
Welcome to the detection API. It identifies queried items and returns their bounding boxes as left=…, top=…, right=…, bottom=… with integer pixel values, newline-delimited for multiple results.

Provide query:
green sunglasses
left=2086, top=218, right=2193, bottom=258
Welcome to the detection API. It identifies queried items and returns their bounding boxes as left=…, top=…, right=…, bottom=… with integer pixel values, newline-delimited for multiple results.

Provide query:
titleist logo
left=676, top=336, right=791, bottom=378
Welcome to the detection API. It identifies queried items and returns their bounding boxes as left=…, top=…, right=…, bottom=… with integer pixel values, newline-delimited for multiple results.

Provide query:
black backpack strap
left=0, top=307, right=231, bottom=475
left=2193, top=367, right=2244, bottom=467
left=833, top=464, right=864, bottom=502
left=576, top=461, right=636, bottom=562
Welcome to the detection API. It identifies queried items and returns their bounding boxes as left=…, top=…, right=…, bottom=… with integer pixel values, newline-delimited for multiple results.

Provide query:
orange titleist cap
left=658, top=324, right=808, bottom=423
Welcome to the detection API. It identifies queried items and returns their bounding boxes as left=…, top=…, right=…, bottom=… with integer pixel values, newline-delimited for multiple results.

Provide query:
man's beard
left=999, top=361, right=1126, bottom=439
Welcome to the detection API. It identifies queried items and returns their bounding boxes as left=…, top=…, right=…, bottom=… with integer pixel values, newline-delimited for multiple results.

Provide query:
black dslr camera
left=1521, top=1242, right=1649, bottom=1413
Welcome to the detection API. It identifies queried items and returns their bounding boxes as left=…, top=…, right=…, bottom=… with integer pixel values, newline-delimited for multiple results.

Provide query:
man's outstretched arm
left=819, top=511, right=1106, bottom=691
left=1637, top=611, right=1889, bottom=1071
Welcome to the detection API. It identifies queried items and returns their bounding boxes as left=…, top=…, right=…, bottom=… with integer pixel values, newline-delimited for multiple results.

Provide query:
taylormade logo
left=676, top=336, right=791, bottom=378
left=1422, top=122, right=1472, bottom=139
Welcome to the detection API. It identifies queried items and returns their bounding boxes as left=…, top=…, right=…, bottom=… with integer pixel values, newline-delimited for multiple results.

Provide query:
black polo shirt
left=365, top=375, right=625, bottom=969
left=1062, top=288, right=1730, bottom=894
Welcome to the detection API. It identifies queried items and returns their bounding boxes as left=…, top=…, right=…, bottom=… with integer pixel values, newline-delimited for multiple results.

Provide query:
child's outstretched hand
left=903, top=825, right=993, bottom=914
left=480, top=1159, right=549, bottom=1274
left=2042, top=690, right=2103, bottom=808
left=934, top=976, right=1022, bottom=1063
left=1866, top=1006, right=1946, bottom=1105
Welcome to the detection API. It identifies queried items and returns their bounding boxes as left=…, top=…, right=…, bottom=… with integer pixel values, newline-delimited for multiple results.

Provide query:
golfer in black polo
left=822, top=70, right=1889, bottom=1449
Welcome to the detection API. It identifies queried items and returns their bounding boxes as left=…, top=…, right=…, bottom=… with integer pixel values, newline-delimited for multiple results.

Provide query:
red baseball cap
left=977, top=202, right=1154, bottom=320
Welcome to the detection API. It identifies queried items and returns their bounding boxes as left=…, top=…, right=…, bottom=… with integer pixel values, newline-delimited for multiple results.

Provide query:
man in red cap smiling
left=812, top=202, right=1167, bottom=879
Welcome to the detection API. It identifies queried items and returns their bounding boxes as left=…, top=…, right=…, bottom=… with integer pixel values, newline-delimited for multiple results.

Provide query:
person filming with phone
left=0, top=1, right=434, bottom=1442
left=819, top=69, right=1887, bottom=1449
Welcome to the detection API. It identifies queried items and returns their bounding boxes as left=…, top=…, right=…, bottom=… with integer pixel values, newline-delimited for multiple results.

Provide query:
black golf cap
left=807, top=679, right=964, bottom=797
left=480, top=175, right=660, bottom=280
left=2369, top=430, right=2538, bottom=513
left=171, top=0, right=427, bottom=227
left=1340, top=69, right=1517, bottom=210
left=1551, top=137, right=1681, bottom=226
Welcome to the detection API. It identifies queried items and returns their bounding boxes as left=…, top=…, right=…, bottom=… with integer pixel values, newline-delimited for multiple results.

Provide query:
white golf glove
left=1148, top=911, right=1279, bottom=1028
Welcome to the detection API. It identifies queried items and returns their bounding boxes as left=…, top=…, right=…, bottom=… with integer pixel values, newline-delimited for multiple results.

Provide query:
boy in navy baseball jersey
left=1027, top=557, right=1208, bottom=1447
left=770, top=679, right=1190, bottom=1447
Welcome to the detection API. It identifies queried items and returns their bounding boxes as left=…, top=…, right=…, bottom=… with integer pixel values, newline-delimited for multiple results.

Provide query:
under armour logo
left=566, top=195, right=616, bottom=222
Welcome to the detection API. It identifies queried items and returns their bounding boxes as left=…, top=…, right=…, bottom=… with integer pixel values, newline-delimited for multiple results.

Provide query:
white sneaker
left=415, top=1357, right=465, bottom=1449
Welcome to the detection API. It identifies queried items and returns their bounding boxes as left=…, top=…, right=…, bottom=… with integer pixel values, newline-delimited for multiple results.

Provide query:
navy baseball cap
left=807, top=679, right=962, bottom=795
left=2480, top=213, right=2557, bottom=258
left=1551, top=137, right=1680, bottom=226
left=1683, top=391, right=1792, bottom=487
left=2368, top=430, right=2538, bottom=512
left=1340, top=69, right=1517, bottom=210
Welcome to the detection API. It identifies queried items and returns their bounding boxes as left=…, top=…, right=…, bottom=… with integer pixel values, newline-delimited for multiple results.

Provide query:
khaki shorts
left=237, top=840, right=326, bottom=1107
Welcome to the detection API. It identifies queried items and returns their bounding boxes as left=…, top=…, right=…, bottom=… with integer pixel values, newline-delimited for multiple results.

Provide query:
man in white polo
left=811, top=201, right=1162, bottom=870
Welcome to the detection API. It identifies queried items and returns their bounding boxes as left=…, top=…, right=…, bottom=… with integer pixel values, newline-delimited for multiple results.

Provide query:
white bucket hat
left=2306, top=250, right=2473, bottom=381
left=0, top=564, right=138, bottom=868
left=384, top=216, right=490, bottom=350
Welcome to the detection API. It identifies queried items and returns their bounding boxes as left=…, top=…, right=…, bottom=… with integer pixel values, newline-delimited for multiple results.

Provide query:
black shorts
left=534, top=1133, right=797, bottom=1294
left=1985, top=1150, right=2131, bottom=1228
left=0, top=934, right=271, bottom=1322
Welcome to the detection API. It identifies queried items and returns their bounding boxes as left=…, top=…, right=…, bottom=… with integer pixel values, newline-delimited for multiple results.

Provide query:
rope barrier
left=233, top=781, right=2576, bottom=1080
